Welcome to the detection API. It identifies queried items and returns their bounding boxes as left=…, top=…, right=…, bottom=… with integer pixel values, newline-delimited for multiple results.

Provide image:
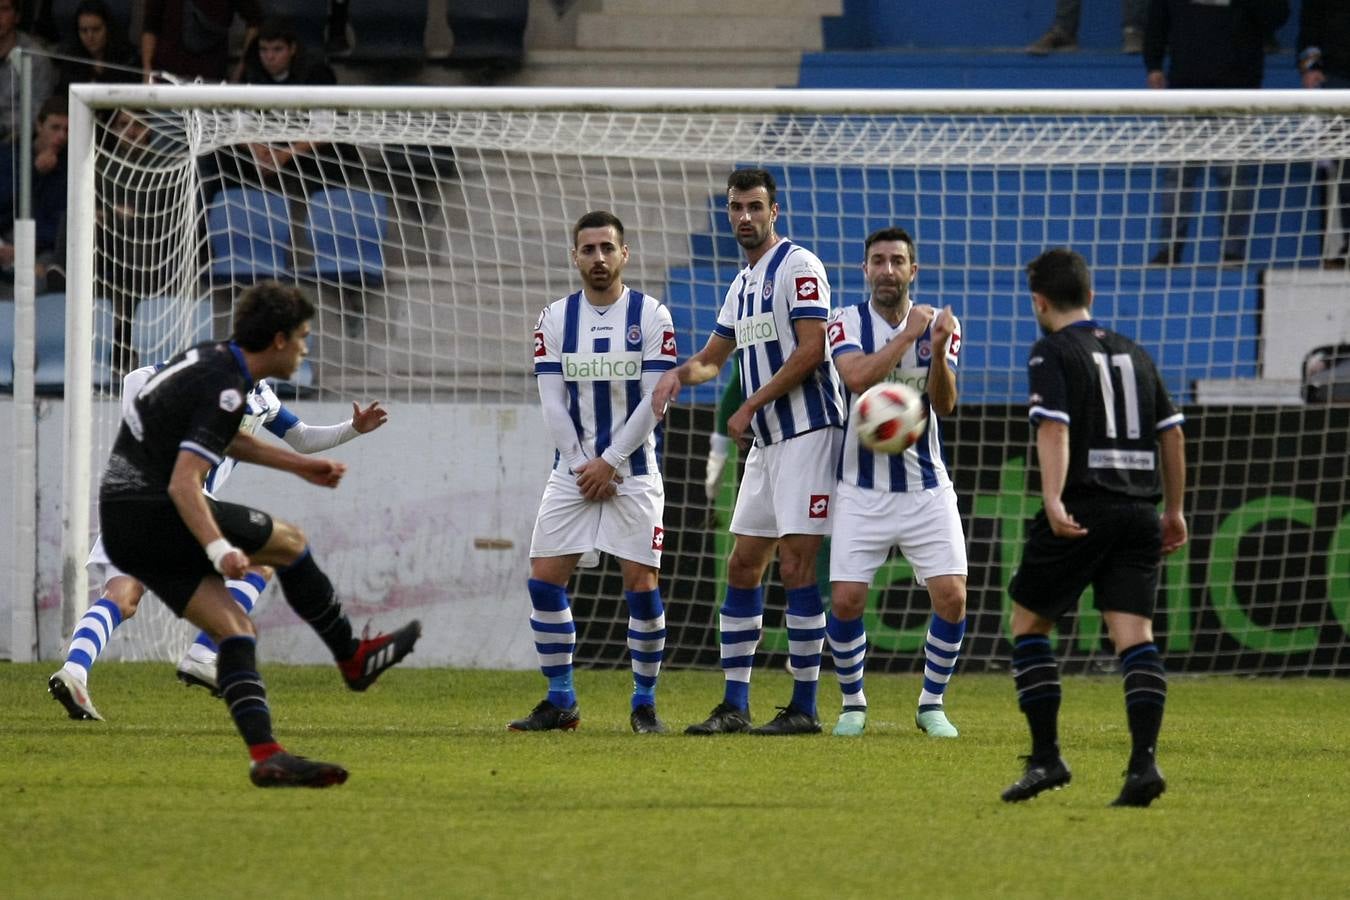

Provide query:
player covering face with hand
left=824, top=226, right=968, bottom=739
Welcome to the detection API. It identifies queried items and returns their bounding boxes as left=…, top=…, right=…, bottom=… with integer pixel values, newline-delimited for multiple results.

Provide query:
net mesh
left=71, top=92, right=1350, bottom=674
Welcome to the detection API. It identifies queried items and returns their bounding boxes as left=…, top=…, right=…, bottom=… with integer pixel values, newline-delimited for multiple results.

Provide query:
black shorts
left=99, top=495, right=275, bottom=616
left=1008, top=495, right=1162, bottom=622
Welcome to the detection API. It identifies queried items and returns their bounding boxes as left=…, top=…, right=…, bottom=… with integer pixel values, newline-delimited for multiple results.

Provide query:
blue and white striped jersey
left=532, top=287, right=677, bottom=477
left=828, top=300, right=962, bottom=493
left=119, top=365, right=298, bottom=497
left=712, top=239, right=844, bottom=446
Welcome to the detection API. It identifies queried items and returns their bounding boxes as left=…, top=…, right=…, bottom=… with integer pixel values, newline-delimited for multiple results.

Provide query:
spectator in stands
left=58, top=0, right=141, bottom=89
left=232, top=16, right=339, bottom=186
left=1297, top=1, right=1350, bottom=268
left=0, top=0, right=56, bottom=144
left=325, top=0, right=351, bottom=57
left=0, top=94, right=67, bottom=295
left=1028, top=1, right=1146, bottom=55
left=97, top=109, right=174, bottom=375
left=141, top=0, right=263, bottom=83
left=1, top=95, right=67, bottom=292
left=1143, top=0, right=1290, bottom=266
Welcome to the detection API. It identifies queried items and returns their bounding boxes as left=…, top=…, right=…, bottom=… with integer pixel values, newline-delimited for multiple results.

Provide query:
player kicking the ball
left=510, top=210, right=678, bottom=735
left=49, top=365, right=393, bottom=722
left=824, top=227, right=968, bottom=738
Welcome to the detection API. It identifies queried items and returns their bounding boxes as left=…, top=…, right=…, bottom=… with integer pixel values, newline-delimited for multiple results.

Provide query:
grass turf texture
left=3, top=664, right=1349, bottom=899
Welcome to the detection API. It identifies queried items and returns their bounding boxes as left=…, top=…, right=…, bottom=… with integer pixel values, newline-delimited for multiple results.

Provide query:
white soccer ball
left=852, top=382, right=927, bottom=454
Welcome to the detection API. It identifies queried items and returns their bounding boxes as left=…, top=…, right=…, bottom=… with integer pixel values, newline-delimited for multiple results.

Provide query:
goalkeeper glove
left=705, top=432, right=733, bottom=500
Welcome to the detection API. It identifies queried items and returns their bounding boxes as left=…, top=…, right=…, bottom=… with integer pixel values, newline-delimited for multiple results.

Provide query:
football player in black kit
left=1002, top=248, right=1188, bottom=808
left=98, top=281, right=420, bottom=788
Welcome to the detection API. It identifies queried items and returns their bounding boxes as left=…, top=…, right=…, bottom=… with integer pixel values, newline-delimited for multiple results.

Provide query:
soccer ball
left=852, top=382, right=927, bottom=454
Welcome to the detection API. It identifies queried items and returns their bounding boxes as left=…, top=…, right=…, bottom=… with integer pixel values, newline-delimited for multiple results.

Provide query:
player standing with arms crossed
left=1002, top=248, right=1187, bottom=807
left=824, top=227, right=968, bottom=738
left=654, top=168, right=844, bottom=735
left=510, top=210, right=678, bottom=734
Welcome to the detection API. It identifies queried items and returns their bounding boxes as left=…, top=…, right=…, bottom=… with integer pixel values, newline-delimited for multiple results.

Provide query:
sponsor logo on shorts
left=809, top=494, right=829, bottom=519
left=652, top=526, right=664, bottom=551
left=796, top=277, right=820, bottom=301
left=533, top=332, right=546, bottom=357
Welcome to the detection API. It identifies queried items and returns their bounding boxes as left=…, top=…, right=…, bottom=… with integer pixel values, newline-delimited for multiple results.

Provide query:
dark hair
left=231, top=281, right=315, bottom=351
left=73, top=0, right=113, bottom=25
left=1026, top=247, right=1092, bottom=311
left=257, top=15, right=299, bottom=45
left=727, top=168, right=776, bottom=206
left=572, top=209, right=624, bottom=246
left=863, top=226, right=916, bottom=263
left=37, top=94, right=67, bottom=122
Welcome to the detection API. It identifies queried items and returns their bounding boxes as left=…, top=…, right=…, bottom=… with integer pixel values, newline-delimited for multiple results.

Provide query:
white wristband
left=204, top=538, right=238, bottom=573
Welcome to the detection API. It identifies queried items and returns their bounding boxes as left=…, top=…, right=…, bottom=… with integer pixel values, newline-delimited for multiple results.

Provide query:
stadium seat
left=0, top=299, right=13, bottom=391
left=305, top=187, right=389, bottom=284
left=131, top=296, right=214, bottom=363
left=34, top=292, right=67, bottom=394
left=207, top=186, right=293, bottom=283
left=444, top=0, right=527, bottom=65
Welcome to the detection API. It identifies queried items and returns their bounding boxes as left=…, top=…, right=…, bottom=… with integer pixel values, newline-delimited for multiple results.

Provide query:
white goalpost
left=51, top=85, right=1350, bottom=675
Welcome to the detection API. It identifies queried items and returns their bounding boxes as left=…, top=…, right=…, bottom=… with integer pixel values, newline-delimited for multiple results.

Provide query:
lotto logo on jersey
left=661, top=331, right=677, bottom=357
left=827, top=320, right=846, bottom=348
left=533, top=332, right=546, bottom=358
left=949, top=330, right=962, bottom=357
left=808, top=494, right=829, bottom=519
left=652, top=526, right=665, bottom=551
left=796, top=277, right=821, bottom=301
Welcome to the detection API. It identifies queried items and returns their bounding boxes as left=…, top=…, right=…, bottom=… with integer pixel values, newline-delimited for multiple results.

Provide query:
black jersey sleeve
left=1026, top=337, right=1070, bottom=426
left=180, top=369, right=249, bottom=465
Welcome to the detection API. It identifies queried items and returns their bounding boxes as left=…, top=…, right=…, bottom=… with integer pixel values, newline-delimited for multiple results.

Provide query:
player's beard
left=735, top=223, right=770, bottom=251
left=870, top=280, right=907, bottom=311
left=584, top=267, right=617, bottom=291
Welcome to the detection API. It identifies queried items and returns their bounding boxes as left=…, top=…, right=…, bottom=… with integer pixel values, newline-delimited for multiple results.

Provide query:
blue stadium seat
left=305, top=187, right=389, bottom=284
left=207, top=187, right=293, bottom=283
left=131, top=296, right=213, bottom=363
left=0, top=300, right=13, bottom=391
left=444, top=0, right=526, bottom=64
left=34, top=293, right=68, bottom=394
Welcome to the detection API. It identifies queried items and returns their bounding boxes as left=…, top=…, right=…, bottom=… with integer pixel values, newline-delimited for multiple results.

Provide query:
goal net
left=59, top=86, right=1350, bottom=676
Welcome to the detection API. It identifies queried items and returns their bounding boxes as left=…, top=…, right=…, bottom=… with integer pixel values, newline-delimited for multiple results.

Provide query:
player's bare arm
left=350, top=400, right=388, bottom=434
left=833, top=307, right=932, bottom=394
left=227, top=431, right=347, bottom=488
left=1159, top=425, right=1188, bottom=554
left=167, top=450, right=248, bottom=579
left=728, top=318, right=827, bottom=445
left=652, top=333, right=735, bottom=417
left=927, top=305, right=959, bottom=416
left=1035, top=420, right=1088, bottom=539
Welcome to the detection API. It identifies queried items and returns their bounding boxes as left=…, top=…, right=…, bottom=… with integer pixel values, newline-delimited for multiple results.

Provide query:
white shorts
left=829, top=480, right=968, bottom=586
left=730, top=427, right=842, bottom=538
left=529, top=469, right=664, bottom=568
left=86, top=534, right=128, bottom=585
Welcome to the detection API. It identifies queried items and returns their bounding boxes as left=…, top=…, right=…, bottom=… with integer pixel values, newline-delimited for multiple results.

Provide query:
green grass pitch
left=3, top=664, right=1348, bottom=899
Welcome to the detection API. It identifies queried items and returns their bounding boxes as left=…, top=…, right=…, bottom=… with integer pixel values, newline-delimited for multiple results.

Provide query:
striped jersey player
left=824, top=226, right=970, bottom=740
left=514, top=210, right=677, bottom=735
left=653, top=168, right=844, bottom=736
